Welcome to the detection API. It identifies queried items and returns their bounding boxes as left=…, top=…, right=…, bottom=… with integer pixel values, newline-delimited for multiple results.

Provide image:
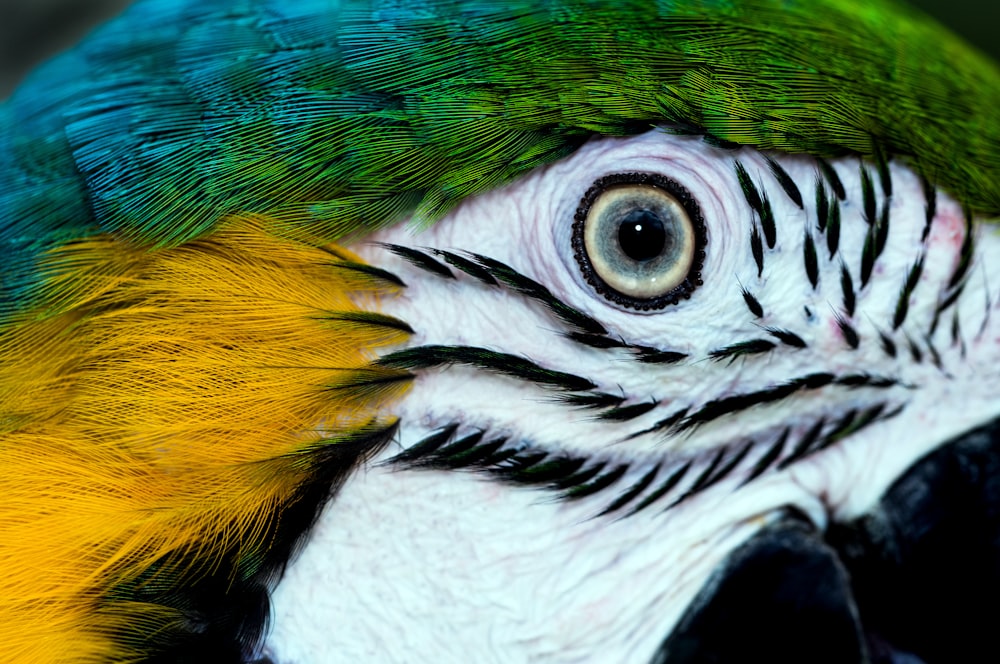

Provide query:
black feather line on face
left=816, top=179, right=830, bottom=232
left=922, top=179, right=937, bottom=241
left=598, top=464, right=661, bottom=516
left=876, top=202, right=891, bottom=256
left=627, top=461, right=692, bottom=515
left=953, top=312, right=967, bottom=357
left=324, top=369, right=414, bottom=399
left=893, top=253, right=925, bottom=330
left=434, top=249, right=499, bottom=286
left=735, top=161, right=775, bottom=258
left=329, top=260, right=407, bottom=288
left=552, top=461, right=607, bottom=490
left=741, top=287, right=764, bottom=318
left=380, top=243, right=455, bottom=279
left=709, top=339, right=776, bottom=363
left=750, top=224, right=765, bottom=277
left=861, top=165, right=878, bottom=226
left=826, top=199, right=841, bottom=259
left=817, top=158, right=847, bottom=201
left=390, top=424, right=459, bottom=464
left=374, top=151, right=936, bottom=523
left=559, top=392, right=626, bottom=410
left=935, top=283, right=966, bottom=326
left=929, top=300, right=944, bottom=338
left=821, top=404, right=888, bottom=449
left=735, top=160, right=765, bottom=216
left=598, top=400, right=659, bottom=422
left=759, top=193, right=777, bottom=249
left=388, top=392, right=901, bottom=518
left=668, top=447, right=727, bottom=508
left=840, top=263, right=856, bottom=318
left=322, top=311, right=415, bottom=334
left=376, top=345, right=596, bottom=391
left=745, top=430, right=786, bottom=481
left=879, top=328, right=898, bottom=358
left=836, top=315, right=860, bottom=350
left=674, top=373, right=900, bottom=434
left=471, top=253, right=607, bottom=335
left=629, top=408, right=690, bottom=439
left=564, top=464, right=630, bottom=500
left=905, top=334, right=924, bottom=364
left=431, top=431, right=486, bottom=461
left=438, top=437, right=509, bottom=468
left=384, top=243, right=608, bottom=336
left=872, top=142, right=893, bottom=199
left=925, top=336, right=945, bottom=371
left=804, top=231, right=819, bottom=289
left=766, top=156, right=804, bottom=209
left=699, top=440, right=755, bottom=491
left=778, top=418, right=827, bottom=469
left=503, top=454, right=588, bottom=485
left=633, top=347, right=689, bottom=364
left=110, top=423, right=399, bottom=661
left=765, top=327, right=807, bottom=349
left=383, top=245, right=699, bottom=362
left=566, top=332, right=629, bottom=349
left=860, top=202, right=891, bottom=289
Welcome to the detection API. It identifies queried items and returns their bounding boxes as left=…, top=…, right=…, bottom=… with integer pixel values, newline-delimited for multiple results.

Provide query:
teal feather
left=1, top=0, right=998, bottom=319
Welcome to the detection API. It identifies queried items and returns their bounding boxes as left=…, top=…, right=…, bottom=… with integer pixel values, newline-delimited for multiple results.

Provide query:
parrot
left=1, top=0, right=999, bottom=662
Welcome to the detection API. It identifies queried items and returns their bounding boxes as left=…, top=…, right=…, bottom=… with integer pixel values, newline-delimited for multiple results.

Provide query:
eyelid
left=572, top=172, right=707, bottom=311
left=544, top=133, right=742, bottom=338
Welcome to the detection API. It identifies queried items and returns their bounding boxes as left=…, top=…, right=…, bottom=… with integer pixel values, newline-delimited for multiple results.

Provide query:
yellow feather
left=0, top=215, right=409, bottom=662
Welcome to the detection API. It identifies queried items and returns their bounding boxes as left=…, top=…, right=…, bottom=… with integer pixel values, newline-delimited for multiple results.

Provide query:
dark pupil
left=617, top=209, right=667, bottom=262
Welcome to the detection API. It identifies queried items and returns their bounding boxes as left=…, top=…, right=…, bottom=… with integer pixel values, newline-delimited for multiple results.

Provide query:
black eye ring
left=571, top=172, right=707, bottom=311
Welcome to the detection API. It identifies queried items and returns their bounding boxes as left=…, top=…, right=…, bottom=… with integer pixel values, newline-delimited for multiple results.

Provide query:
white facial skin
left=263, top=130, right=1000, bottom=663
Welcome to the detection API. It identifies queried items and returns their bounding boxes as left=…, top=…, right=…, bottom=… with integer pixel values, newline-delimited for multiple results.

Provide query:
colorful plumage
left=1, top=0, right=998, bottom=661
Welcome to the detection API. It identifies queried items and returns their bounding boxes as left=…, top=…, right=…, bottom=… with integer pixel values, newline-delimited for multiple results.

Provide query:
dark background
left=1, top=0, right=998, bottom=98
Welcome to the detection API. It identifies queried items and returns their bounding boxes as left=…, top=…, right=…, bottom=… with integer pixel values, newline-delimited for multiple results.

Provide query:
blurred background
left=0, top=0, right=999, bottom=98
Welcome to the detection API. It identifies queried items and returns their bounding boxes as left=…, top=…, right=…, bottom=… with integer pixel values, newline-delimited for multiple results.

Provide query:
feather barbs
left=0, top=214, right=410, bottom=661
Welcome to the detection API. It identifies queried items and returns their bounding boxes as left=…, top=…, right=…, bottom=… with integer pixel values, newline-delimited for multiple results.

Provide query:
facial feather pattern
left=0, top=0, right=998, bottom=662
left=266, top=130, right=1000, bottom=662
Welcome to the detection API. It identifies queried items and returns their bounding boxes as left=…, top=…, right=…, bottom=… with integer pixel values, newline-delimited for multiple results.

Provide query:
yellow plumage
left=0, top=216, right=409, bottom=662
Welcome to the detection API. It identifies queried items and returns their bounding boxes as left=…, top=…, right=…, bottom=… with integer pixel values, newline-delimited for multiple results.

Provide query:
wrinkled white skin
left=264, top=131, right=1000, bottom=663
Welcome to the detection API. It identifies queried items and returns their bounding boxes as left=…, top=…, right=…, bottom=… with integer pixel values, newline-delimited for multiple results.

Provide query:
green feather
left=1, top=0, right=998, bottom=319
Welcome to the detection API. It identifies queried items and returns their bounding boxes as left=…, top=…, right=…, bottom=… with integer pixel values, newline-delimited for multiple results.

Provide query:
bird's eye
left=572, top=172, right=706, bottom=310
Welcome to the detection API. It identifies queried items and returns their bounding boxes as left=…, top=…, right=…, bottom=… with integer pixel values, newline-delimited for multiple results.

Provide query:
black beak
left=653, top=417, right=1000, bottom=664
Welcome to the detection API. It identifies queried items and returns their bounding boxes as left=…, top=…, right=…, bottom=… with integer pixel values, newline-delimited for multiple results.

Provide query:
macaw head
left=1, top=0, right=998, bottom=662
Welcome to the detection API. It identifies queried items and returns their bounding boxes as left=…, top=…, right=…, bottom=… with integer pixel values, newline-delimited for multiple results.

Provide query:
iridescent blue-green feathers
left=0, top=0, right=997, bottom=661
left=2, top=0, right=999, bottom=320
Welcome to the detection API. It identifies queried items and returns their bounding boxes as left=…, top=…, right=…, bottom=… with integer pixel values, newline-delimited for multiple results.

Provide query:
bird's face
left=4, top=2, right=1000, bottom=661
left=263, top=129, right=1000, bottom=662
